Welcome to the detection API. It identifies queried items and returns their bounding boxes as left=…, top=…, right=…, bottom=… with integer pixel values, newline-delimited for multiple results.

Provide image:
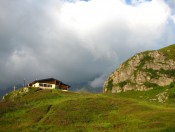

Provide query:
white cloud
left=59, top=0, right=170, bottom=35
left=56, top=0, right=171, bottom=58
left=59, top=0, right=122, bottom=35
left=172, top=15, right=175, bottom=24
left=89, top=75, right=105, bottom=88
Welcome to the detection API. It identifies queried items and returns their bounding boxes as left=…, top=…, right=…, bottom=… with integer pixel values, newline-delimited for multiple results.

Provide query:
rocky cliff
left=103, top=44, right=175, bottom=93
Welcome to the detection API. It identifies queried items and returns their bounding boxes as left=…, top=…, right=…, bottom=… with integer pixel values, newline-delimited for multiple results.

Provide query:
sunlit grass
left=0, top=87, right=175, bottom=131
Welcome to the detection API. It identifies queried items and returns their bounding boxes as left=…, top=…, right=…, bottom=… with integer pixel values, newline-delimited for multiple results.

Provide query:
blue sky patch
left=80, top=0, right=90, bottom=1
left=125, top=0, right=152, bottom=5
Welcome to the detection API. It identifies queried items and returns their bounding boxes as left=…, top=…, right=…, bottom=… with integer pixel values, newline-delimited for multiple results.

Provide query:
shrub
left=118, top=81, right=128, bottom=88
left=143, top=68, right=160, bottom=79
left=168, top=82, right=175, bottom=89
left=107, top=79, right=113, bottom=91
left=143, top=82, right=159, bottom=88
left=137, top=55, right=153, bottom=69
left=160, top=68, right=175, bottom=77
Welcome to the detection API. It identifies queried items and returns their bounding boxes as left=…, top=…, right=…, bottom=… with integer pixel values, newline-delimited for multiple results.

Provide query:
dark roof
left=29, top=78, right=70, bottom=88
left=34, top=78, right=59, bottom=82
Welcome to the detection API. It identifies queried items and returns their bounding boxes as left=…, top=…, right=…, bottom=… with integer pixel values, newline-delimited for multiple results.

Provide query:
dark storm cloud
left=0, top=0, right=114, bottom=89
left=0, top=0, right=175, bottom=91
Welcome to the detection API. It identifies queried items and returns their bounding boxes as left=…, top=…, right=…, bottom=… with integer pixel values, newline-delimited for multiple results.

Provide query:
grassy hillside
left=159, top=44, right=175, bottom=60
left=0, top=87, right=175, bottom=132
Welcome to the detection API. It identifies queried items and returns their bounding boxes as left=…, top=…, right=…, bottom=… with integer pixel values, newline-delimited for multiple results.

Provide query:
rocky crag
left=103, top=44, right=175, bottom=93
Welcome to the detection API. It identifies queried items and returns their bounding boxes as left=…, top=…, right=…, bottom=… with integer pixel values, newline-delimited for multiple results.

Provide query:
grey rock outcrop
left=103, top=44, right=175, bottom=93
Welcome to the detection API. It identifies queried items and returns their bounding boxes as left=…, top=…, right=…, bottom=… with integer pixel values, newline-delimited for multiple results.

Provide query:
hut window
left=39, top=83, right=52, bottom=88
left=39, top=83, right=44, bottom=87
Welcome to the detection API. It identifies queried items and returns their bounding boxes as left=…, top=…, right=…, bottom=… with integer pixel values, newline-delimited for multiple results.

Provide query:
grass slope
left=0, top=87, right=175, bottom=132
left=159, top=44, right=175, bottom=60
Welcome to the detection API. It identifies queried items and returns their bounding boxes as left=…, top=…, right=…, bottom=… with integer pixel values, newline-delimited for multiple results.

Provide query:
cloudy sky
left=0, top=0, right=175, bottom=92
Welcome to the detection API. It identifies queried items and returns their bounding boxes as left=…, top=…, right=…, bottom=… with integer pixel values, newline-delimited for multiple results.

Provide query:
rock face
left=103, top=44, right=175, bottom=93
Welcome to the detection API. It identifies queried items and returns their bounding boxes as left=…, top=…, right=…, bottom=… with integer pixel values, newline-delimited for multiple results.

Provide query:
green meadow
left=0, top=86, right=175, bottom=132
